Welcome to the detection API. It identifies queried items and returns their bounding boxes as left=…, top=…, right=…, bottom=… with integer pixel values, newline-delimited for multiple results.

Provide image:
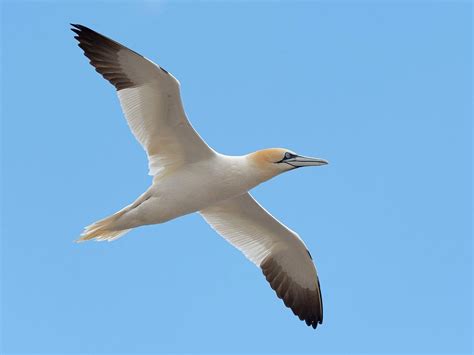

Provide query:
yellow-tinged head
left=248, top=148, right=328, bottom=181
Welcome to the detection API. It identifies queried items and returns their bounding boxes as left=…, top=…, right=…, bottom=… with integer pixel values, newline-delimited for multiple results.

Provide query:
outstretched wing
left=200, top=193, right=323, bottom=329
left=71, top=24, right=214, bottom=176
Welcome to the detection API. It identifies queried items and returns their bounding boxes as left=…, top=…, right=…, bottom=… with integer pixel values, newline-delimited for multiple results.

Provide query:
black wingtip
left=317, top=278, right=324, bottom=324
left=70, top=24, right=85, bottom=36
left=70, top=23, right=139, bottom=91
left=70, top=24, right=97, bottom=35
left=261, top=255, right=323, bottom=331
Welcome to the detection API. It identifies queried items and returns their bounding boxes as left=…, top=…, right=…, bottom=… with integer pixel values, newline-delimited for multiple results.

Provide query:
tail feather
left=76, top=215, right=131, bottom=242
left=76, top=190, right=151, bottom=243
left=78, top=229, right=130, bottom=242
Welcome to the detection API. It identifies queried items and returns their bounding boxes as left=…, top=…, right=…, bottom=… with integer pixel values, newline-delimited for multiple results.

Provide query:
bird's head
left=248, top=148, right=328, bottom=181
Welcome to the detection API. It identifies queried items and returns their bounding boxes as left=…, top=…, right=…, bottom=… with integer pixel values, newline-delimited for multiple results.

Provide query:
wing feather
left=200, top=193, right=323, bottom=329
left=71, top=24, right=214, bottom=176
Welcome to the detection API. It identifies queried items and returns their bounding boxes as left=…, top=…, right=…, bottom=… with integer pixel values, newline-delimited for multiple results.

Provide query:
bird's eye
left=285, top=152, right=292, bottom=159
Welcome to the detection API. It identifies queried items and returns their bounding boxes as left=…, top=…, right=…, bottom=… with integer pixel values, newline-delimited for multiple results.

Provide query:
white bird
left=72, top=24, right=328, bottom=329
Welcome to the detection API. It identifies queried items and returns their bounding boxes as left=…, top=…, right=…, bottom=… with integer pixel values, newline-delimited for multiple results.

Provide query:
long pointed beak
left=288, top=155, right=329, bottom=168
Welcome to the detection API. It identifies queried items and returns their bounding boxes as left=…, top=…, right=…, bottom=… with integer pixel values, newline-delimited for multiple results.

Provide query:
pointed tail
left=76, top=213, right=131, bottom=242
left=76, top=191, right=152, bottom=243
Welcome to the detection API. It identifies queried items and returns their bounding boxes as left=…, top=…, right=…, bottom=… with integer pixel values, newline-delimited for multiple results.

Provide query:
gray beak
left=286, top=155, right=329, bottom=168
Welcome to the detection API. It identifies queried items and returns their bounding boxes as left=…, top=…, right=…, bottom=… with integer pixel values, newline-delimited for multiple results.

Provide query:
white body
left=115, top=154, right=263, bottom=229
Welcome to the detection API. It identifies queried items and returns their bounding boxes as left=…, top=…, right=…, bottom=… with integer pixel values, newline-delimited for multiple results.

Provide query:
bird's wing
left=200, top=193, right=323, bottom=329
left=71, top=24, right=214, bottom=176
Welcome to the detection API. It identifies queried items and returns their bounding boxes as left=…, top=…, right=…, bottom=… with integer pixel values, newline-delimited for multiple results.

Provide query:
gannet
left=72, top=24, right=328, bottom=329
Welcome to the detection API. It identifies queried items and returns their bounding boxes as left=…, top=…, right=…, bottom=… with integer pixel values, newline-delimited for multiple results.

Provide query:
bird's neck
left=214, top=154, right=273, bottom=191
left=244, top=153, right=280, bottom=184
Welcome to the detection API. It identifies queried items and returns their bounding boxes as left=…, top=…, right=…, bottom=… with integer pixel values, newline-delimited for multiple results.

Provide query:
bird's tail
left=76, top=212, right=131, bottom=242
left=76, top=191, right=152, bottom=243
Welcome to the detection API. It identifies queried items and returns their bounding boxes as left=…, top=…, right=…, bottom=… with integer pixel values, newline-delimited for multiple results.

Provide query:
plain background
left=1, top=1, right=472, bottom=354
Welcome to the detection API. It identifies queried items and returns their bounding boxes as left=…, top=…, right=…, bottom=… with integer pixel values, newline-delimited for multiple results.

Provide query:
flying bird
left=71, top=24, right=328, bottom=329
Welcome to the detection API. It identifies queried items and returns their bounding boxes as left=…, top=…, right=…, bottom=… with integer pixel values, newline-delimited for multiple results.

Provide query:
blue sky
left=1, top=1, right=472, bottom=354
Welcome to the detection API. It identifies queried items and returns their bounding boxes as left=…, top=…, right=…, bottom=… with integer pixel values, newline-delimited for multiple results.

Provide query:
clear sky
left=1, top=1, right=472, bottom=354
